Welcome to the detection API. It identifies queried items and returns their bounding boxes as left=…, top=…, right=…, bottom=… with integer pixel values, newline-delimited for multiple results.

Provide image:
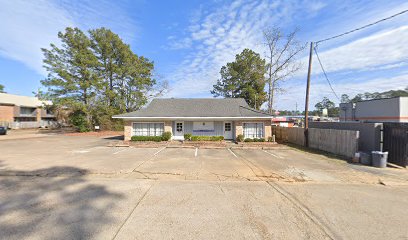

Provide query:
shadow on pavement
left=103, top=135, right=124, bottom=140
left=0, top=165, right=123, bottom=239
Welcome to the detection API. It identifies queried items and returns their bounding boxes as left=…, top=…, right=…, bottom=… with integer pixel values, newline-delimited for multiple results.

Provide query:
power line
left=316, top=9, right=408, bottom=44
left=303, top=9, right=408, bottom=147
left=313, top=46, right=340, bottom=101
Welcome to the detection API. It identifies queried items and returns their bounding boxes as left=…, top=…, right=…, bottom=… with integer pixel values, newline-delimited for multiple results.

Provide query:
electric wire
left=315, top=9, right=408, bottom=44
left=313, top=46, right=340, bottom=101
left=309, top=9, right=408, bottom=101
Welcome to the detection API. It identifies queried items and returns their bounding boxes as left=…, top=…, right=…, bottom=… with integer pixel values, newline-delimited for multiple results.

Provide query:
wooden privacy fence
left=272, top=126, right=359, bottom=158
left=271, top=126, right=304, bottom=145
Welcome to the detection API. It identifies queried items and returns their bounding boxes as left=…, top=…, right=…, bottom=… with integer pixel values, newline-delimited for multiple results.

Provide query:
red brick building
left=0, top=93, right=56, bottom=129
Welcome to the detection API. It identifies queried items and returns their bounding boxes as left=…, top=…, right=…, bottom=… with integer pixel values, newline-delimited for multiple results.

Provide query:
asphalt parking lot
left=1, top=133, right=408, bottom=239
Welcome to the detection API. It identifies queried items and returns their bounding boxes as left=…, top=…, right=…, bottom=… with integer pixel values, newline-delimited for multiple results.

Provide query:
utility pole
left=304, top=42, right=313, bottom=147
left=295, top=102, right=298, bottom=115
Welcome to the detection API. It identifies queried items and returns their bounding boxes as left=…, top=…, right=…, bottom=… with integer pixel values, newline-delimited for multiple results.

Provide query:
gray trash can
left=371, top=151, right=388, bottom=168
left=360, top=152, right=371, bottom=165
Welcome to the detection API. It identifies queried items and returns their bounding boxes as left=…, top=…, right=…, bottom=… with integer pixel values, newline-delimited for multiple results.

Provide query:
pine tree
left=211, top=49, right=267, bottom=109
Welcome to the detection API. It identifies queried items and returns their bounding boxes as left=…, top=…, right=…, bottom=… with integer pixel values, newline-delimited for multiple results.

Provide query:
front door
left=174, top=121, right=184, bottom=140
left=224, top=121, right=233, bottom=139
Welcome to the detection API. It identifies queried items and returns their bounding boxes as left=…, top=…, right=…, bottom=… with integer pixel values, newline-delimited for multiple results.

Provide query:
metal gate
left=383, top=123, right=408, bottom=167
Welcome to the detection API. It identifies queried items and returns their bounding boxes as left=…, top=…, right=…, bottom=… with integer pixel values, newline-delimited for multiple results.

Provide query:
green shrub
left=253, top=138, right=265, bottom=142
left=111, top=119, right=124, bottom=131
left=131, top=136, right=162, bottom=142
left=212, top=136, right=224, bottom=141
left=190, top=135, right=224, bottom=141
left=244, top=138, right=265, bottom=142
left=162, top=131, right=172, bottom=141
left=183, top=133, right=192, bottom=141
left=267, top=136, right=274, bottom=142
left=236, top=134, right=244, bottom=142
left=69, top=110, right=90, bottom=132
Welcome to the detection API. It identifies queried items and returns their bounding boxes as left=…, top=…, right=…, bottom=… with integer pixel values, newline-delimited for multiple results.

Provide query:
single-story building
left=113, top=98, right=273, bottom=141
left=272, top=116, right=296, bottom=127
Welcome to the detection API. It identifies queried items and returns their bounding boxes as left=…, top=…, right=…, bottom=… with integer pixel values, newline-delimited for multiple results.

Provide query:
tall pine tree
left=211, top=49, right=267, bottom=109
left=41, top=27, right=160, bottom=131
left=42, top=27, right=99, bottom=129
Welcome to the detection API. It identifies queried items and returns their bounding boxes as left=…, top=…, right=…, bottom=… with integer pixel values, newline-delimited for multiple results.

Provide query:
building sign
left=193, top=121, right=214, bottom=132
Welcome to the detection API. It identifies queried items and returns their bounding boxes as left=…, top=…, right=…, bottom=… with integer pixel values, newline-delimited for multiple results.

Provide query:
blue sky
left=0, top=0, right=407, bottom=110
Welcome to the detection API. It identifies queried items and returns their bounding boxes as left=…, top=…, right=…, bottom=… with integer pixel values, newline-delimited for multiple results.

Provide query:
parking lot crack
left=229, top=149, right=338, bottom=239
left=265, top=181, right=340, bottom=240
left=112, top=182, right=156, bottom=240
left=133, top=170, right=182, bottom=177
left=214, top=176, right=225, bottom=195
left=131, top=147, right=166, bottom=172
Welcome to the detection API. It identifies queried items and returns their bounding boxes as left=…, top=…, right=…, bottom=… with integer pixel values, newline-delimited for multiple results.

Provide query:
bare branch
left=262, top=26, right=306, bottom=114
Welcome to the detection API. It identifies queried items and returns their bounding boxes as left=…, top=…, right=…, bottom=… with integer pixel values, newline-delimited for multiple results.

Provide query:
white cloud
left=167, top=38, right=193, bottom=50
left=0, top=0, right=136, bottom=76
left=164, top=0, right=408, bottom=114
left=0, top=0, right=74, bottom=75
left=306, top=26, right=408, bottom=76
left=165, top=0, right=317, bottom=97
left=276, top=73, right=408, bottom=110
left=278, top=24, right=408, bottom=110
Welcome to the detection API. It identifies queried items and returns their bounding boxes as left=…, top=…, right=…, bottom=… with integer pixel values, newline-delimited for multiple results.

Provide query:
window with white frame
left=133, top=123, right=164, bottom=136
left=243, top=123, right=264, bottom=138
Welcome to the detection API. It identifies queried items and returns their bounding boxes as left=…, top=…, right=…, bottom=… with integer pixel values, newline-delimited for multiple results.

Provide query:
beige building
left=340, top=96, right=408, bottom=123
left=0, top=93, right=56, bottom=129
left=113, top=98, right=273, bottom=141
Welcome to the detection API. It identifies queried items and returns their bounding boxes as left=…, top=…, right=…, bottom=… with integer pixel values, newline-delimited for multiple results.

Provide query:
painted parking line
left=72, top=150, right=90, bottom=154
left=113, top=148, right=129, bottom=155
left=154, top=147, right=166, bottom=156
left=131, top=147, right=167, bottom=172
left=71, top=146, right=104, bottom=153
left=85, top=146, right=104, bottom=151
left=262, top=150, right=283, bottom=159
left=228, top=148, right=238, bottom=158
left=195, top=148, right=198, bottom=157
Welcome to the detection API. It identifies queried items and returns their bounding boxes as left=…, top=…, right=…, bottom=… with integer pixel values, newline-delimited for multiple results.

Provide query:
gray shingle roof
left=113, top=98, right=272, bottom=118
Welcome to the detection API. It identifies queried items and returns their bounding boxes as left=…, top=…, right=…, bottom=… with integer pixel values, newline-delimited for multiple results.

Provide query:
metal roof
left=113, top=98, right=272, bottom=119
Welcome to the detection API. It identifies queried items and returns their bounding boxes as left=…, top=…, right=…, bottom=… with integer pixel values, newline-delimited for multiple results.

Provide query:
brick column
left=235, top=121, right=243, bottom=138
left=164, top=121, right=172, bottom=134
left=36, top=108, right=41, bottom=123
left=124, top=121, right=132, bottom=141
left=264, top=120, right=272, bottom=139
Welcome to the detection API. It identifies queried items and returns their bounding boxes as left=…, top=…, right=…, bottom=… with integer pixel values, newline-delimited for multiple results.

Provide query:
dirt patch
left=64, top=131, right=123, bottom=137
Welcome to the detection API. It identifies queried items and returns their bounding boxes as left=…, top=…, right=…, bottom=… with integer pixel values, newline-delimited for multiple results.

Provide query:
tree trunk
left=268, top=80, right=272, bottom=114
left=267, top=51, right=273, bottom=114
left=270, top=80, right=276, bottom=115
left=109, top=60, right=113, bottom=107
